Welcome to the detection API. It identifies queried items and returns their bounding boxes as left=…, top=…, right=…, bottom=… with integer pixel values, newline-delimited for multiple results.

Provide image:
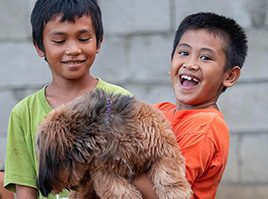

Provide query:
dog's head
left=36, top=91, right=108, bottom=196
left=36, top=89, right=136, bottom=196
left=36, top=104, right=88, bottom=196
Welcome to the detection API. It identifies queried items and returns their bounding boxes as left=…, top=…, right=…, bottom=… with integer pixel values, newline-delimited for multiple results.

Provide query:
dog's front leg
left=91, top=170, right=143, bottom=199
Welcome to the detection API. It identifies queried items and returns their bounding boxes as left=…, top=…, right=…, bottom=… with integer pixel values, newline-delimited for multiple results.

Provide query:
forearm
left=16, top=185, right=37, bottom=199
left=133, top=175, right=158, bottom=199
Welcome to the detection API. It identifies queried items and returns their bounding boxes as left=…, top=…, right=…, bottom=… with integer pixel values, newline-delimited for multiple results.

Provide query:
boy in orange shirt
left=134, top=12, right=248, bottom=198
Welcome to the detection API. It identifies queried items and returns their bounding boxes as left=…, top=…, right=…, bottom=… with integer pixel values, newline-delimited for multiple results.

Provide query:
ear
left=223, top=66, right=241, bottom=88
left=34, top=42, right=45, bottom=57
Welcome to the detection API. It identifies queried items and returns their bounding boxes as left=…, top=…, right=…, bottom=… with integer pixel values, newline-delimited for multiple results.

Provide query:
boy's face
left=170, top=29, right=231, bottom=109
left=35, top=15, right=101, bottom=80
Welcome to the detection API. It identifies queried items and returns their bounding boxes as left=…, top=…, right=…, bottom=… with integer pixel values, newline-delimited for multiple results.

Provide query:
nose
left=65, top=42, right=82, bottom=55
left=182, top=63, right=199, bottom=70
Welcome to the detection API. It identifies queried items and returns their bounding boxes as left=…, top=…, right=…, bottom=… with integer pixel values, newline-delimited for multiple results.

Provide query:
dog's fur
left=36, top=89, right=192, bottom=199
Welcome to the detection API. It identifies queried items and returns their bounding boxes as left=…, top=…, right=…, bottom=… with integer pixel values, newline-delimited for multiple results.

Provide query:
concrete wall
left=0, top=0, right=267, bottom=198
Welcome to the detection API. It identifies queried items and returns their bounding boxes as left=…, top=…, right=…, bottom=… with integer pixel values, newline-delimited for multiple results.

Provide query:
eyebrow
left=49, top=31, right=65, bottom=36
left=178, top=43, right=216, bottom=55
left=177, top=43, right=191, bottom=49
left=49, top=29, right=94, bottom=36
left=78, top=29, right=94, bottom=34
left=200, top=48, right=216, bottom=56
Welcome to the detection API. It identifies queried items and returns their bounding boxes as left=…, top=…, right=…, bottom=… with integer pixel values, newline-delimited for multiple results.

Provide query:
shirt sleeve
left=177, top=132, right=216, bottom=184
left=4, top=111, right=37, bottom=192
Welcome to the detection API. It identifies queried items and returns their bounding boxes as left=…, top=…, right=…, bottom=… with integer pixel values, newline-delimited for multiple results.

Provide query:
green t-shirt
left=4, top=78, right=131, bottom=199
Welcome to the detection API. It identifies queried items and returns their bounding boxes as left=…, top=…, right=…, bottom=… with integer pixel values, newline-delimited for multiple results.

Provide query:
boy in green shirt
left=4, top=0, right=130, bottom=198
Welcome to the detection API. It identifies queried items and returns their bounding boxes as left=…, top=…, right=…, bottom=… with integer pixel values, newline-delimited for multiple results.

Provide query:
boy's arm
left=0, top=171, right=14, bottom=199
left=4, top=111, right=38, bottom=193
left=16, top=185, right=37, bottom=199
left=133, top=175, right=158, bottom=199
left=178, top=133, right=215, bottom=184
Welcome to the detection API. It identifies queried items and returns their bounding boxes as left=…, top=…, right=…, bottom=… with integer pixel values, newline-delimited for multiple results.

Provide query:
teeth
left=182, top=75, right=191, bottom=81
left=181, top=75, right=199, bottom=83
left=193, top=78, right=199, bottom=83
left=64, top=61, right=83, bottom=65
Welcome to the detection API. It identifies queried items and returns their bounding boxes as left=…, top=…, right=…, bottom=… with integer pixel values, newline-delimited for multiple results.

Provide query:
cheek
left=170, top=62, right=179, bottom=75
left=170, top=65, right=181, bottom=84
left=48, top=46, right=62, bottom=54
left=205, top=68, right=225, bottom=84
left=203, top=76, right=223, bottom=94
left=46, top=49, right=63, bottom=62
left=44, top=42, right=64, bottom=54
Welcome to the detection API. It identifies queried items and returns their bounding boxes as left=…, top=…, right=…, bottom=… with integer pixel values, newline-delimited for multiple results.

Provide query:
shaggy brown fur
left=36, top=89, right=192, bottom=199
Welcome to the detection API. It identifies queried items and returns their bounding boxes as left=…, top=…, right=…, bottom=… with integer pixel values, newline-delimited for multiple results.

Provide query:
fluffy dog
left=36, top=89, right=192, bottom=199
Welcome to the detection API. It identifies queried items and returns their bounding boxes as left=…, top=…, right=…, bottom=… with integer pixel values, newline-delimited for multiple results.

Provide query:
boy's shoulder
left=155, top=102, right=226, bottom=127
left=154, top=102, right=175, bottom=110
left=96, top=78, right=132, bottom=96
left=155, top=102, right=223, bottom=117
left=182, top=108, right=226, bottom=126
left=182, top=109, right=229, bottom=137
left=11, top=87, right=49, bottom=116
left=191, top=108, right=224, bottom=119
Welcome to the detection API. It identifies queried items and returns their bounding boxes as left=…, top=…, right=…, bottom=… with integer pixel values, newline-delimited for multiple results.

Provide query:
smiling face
left=171, top=29, right=234, bottom=110
left=35, top=15, right=101, bottom=81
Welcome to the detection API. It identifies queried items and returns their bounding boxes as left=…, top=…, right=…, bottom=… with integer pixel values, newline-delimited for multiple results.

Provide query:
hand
left=133, top=175, right=158, bottom=199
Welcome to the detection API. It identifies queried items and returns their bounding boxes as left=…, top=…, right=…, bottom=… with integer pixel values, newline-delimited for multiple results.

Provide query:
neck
left=46, top=75, right=98, bottom=108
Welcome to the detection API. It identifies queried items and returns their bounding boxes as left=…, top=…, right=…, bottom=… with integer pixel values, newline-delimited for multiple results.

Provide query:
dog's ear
left=36, top=105, right=78, bottom=196
left=37, top=124, right=62, bottom=196
left=37, top=98, right=105, bottom=195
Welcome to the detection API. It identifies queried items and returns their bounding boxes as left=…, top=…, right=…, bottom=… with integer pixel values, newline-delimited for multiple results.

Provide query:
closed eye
left=52, top=40, right=66, bottom=44
left=78, top=38, right=91, bottom=42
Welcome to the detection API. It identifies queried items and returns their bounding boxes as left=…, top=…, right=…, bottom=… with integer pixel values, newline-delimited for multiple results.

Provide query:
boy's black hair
left=31, top=0, right=103, bottom=51
left=172, top=12, right=248, bottom=70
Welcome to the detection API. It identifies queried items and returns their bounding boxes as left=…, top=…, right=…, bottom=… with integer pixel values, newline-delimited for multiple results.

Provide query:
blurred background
left=0, top=0, right=267, bottom=198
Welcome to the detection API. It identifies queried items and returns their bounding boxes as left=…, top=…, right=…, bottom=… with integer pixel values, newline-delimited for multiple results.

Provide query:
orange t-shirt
left=155, top=102, right=230, bottom=199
